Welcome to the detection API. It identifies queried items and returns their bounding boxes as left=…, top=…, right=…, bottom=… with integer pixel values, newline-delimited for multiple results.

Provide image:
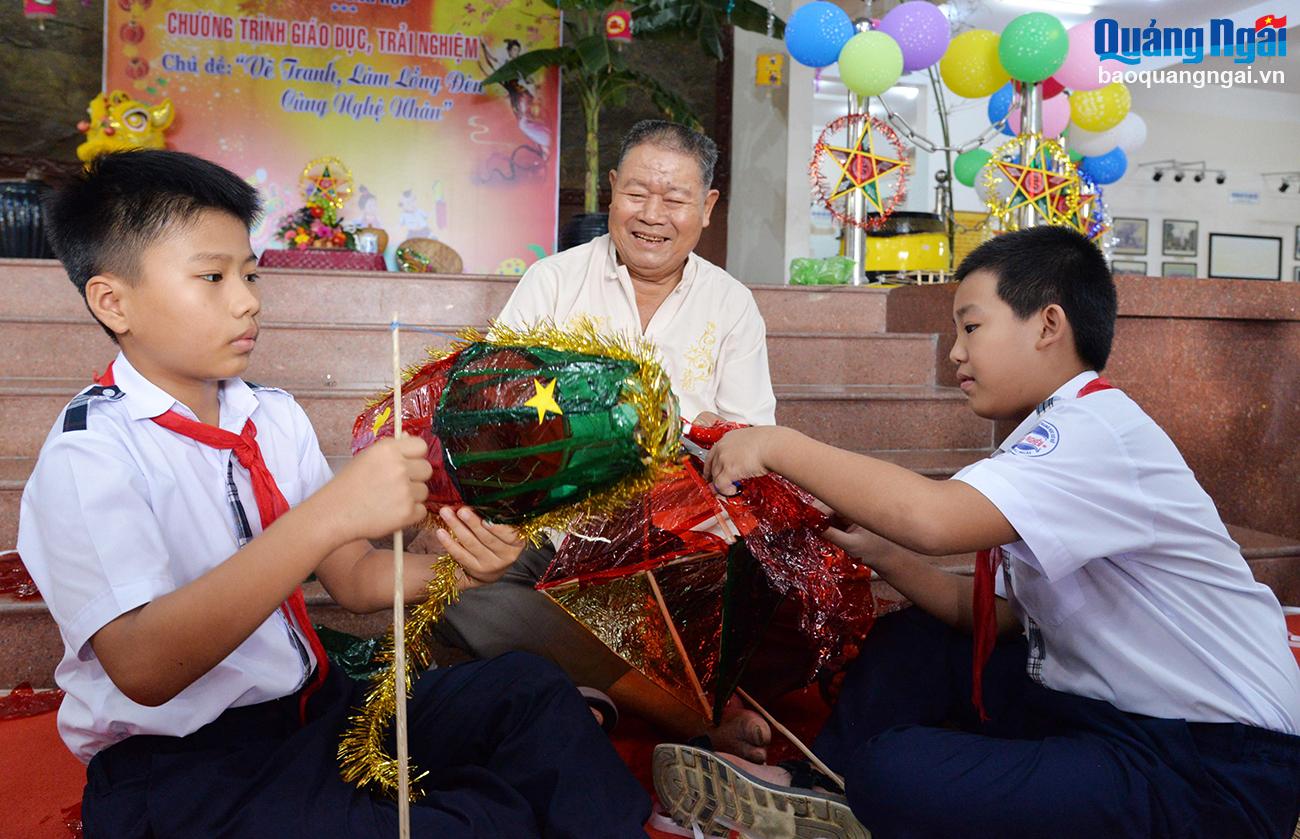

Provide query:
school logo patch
left=1011, top=421, right=1059, bottom=457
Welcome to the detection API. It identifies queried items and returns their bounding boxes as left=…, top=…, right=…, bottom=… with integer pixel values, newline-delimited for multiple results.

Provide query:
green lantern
left=352, top=319, right=681, bottom=539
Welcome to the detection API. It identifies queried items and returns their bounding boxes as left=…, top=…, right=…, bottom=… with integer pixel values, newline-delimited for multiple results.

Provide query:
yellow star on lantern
left=523, top=377, right=563, bottom=425
left=823, top=120, right=906, bottom=213
left=994, top=148, right=1079, bottom=224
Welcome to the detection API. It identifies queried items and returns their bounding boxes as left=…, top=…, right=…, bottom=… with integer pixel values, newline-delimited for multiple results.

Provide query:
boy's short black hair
left=955, top=225, right=1117, bottom=370
left=44, top=149, right=261, bottom=339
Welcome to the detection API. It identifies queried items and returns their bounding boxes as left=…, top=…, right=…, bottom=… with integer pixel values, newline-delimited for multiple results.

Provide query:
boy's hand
left=434, top=506, right=524, bottom=590
left=323, top=436, right=432, bottom=542
left=824, top=523, right=893, bottom=566
left=702, top=426, right=787, bottom=496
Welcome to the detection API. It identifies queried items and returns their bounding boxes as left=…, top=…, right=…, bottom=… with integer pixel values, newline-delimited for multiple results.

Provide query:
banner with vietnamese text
left=105, top=0, right=560, bottom=274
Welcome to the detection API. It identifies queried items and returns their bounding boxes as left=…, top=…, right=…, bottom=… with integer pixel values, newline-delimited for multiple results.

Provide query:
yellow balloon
left=1070, top=82, right=1131, bottom=133
left=939, top=30, right=1010, bottom=99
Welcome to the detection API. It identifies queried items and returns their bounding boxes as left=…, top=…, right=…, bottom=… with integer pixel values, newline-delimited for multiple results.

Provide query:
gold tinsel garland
left=337, top=554, right=460, bottom=799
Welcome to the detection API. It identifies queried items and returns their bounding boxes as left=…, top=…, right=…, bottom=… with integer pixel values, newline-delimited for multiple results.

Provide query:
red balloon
left=1043, top=76, right=1065, bottom=98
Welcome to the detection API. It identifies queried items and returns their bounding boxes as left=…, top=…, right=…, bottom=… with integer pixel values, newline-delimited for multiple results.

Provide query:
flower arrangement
left=275, top=157, right=357, bottom=249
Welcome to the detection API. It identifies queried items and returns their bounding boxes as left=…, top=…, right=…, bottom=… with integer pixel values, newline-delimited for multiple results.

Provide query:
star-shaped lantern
left=810, top=114, right=911, bottom=231
left=982, top=136, right=1080, bottom=231
left=824, top=121, right=907, bottom=212
left=298, top=156, right=354, bottom=211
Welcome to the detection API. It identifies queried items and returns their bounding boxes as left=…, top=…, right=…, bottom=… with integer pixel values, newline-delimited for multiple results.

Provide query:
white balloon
left=1068, top=124, right=1118, bottom=158
left=1113, top=113, right=1147, bottom=153
left=974, top=162, right=1015, bottom=205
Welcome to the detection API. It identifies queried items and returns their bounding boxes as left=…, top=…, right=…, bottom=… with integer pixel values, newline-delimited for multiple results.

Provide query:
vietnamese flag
left=1255, top=14, right=1287, bottom=30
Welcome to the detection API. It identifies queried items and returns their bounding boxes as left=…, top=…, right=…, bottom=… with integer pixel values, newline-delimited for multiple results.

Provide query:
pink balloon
left=1008, top=93, right=1071, bottom=137
left=1055, top=22, right=1107, bottom=91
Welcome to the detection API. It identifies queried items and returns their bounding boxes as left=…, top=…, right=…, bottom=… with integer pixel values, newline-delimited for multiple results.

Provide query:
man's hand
left=702, top=426, right=790, bottom=496
left=434, top=506, right=525, bottom=590
left=316, top=436, right=433, bottom=542
left=691, top=410, right=724, bottom=427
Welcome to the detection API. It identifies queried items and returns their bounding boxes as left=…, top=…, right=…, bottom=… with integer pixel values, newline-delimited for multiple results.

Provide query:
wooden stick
left=390, top=317, right=411, bottom=838
left=735, top=687, right=845, bottom=790
left=646, top=569, right=712, bottom=719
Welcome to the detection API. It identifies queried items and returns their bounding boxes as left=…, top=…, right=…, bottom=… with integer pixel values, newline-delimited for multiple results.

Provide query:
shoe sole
left=652, top=744, right=870, bottom=839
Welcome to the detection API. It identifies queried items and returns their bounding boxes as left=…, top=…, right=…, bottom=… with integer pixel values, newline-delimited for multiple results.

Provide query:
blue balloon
left=1079, top=146, right=1128, bottom=185
left=784, top=1, right=855, bottom=68
left=987, top=82, right=1016, bottom=137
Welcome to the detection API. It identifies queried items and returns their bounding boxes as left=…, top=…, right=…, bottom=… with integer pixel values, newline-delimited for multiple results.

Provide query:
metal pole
left=1016, top=81, right=1043, bottom=230
left=847, top=17, right=871, bottom=285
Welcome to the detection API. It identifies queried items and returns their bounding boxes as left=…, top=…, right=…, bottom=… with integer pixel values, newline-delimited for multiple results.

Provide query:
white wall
left=1099, top=84, right=1300, bottom=280
left=726, top=25, right=794, bottom=285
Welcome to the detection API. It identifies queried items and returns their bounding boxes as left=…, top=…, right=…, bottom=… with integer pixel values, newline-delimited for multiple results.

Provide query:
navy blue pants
left=82, top=652, right=651, bottom=838
left=813, top=609, right=1300, bottom=839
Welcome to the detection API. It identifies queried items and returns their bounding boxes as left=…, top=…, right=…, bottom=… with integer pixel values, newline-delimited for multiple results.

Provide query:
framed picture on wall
left=1162, top=261, right=1198, bottom=277
left=1112, top=218, right=1148, bottom=254
left=1295, top=225, right=1299, bottom=259
left=1207, top=234, right=1283, bottom=280
left=1112, top=260, right=1147, bottom=275
left=1162, top=219, right=1198, bottom=256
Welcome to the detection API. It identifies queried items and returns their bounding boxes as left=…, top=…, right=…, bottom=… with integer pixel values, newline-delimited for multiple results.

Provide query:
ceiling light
left=1173, top=171, right=1185, bottom=182
left=1281, top=181, right=1291, bottom=193
left=1215, top=173, right=1226, bottom=184
left=1193, top=172, right=1204, bottom=183
left=1152, top=170, right=1163, bottom=182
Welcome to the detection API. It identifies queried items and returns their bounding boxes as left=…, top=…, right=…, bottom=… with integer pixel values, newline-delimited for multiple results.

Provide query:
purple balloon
left=877, top=1, right=951, bottom=73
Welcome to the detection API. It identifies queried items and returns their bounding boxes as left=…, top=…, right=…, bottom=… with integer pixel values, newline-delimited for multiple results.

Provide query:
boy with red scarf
left=19, top=149, right=649, bottom=837
left=655, top=226, right=1300, bottom=839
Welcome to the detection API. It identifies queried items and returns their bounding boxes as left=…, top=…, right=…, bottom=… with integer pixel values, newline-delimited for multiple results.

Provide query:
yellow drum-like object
left=864, top=231, right=949, bottom=273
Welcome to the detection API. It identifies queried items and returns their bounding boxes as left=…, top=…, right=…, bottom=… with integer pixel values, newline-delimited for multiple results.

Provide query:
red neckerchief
left=95, top=362, right=329, bottom=721
left=971, top=375, right=1115, bottom=721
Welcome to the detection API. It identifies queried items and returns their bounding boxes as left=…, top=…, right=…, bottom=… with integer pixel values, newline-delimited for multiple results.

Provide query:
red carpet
left=0, top=709, right=85, bottom=838
left=0, top=683, right=833, bottom=839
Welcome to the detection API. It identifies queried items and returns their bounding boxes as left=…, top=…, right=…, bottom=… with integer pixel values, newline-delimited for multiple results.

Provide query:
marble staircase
left=0, top=259, right=1296, bottom=689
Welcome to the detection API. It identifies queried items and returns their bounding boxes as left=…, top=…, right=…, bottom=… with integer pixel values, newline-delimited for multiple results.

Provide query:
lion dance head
left=76, top=91, right=174, bottom=164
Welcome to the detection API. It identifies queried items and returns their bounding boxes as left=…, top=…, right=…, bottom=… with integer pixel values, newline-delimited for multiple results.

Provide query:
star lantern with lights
left=275, top=156, right=357, bottom=249
left=980, top=134, right=1081, bottom=230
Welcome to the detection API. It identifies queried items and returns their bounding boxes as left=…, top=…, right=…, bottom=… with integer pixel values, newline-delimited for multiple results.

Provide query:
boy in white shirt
left=19, top=149, right=649, bottom=837
left=655, top=225, right=1300, bottom=839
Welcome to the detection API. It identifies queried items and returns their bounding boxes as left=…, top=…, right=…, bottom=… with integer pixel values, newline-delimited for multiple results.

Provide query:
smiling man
left=435, top=121, right=778, bottom=761
left=498, top=119, right=776, bottom=427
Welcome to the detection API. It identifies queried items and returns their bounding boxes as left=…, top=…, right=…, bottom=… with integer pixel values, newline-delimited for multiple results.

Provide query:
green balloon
left=998, top=12, right=1068, bottom=83
left=1068, top=149, right=1083, bottom=164
left=838, top=31, right=904, bottom=98
left=954, top=148, right=993, bottom=188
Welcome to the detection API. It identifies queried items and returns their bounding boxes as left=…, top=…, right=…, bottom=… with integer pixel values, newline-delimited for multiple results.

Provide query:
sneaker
left=652, top=744, right=869, bottom=839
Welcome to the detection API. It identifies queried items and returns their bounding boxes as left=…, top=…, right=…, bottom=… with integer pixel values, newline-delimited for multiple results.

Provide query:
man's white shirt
left=497, top=234, right=777, bottom=425
left=953, top=371, right=1300, bottom=734
left=18, top=353, right=335, bottom=762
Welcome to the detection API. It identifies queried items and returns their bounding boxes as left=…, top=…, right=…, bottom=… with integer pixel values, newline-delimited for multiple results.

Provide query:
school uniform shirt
left=497, top=233, right=777, bottom=426
left=953, top=371, right=1300, bottom=734
left=17, top=353, right=335, bottom=762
